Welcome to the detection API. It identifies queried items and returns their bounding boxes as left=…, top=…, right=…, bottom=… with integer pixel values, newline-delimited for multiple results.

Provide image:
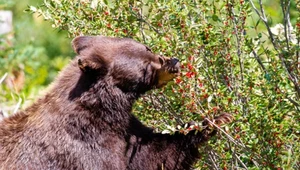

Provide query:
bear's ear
left=78, top=58, right=103, bottom=72
left=72, top=36, right=94, bottom=55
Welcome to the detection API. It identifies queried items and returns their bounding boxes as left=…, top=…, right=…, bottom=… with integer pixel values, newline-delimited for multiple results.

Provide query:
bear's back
left=0, top=105, right=129, bottom=170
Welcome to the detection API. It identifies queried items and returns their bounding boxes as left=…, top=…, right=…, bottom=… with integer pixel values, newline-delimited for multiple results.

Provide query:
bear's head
left=72, top=36, right=180, bottom=95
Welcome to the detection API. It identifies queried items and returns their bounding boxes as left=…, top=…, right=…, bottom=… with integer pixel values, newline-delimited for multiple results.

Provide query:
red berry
left=175, top=78, right=182, bottom=84
left=185, top=72, right=193, bottom=78
left=187, top=63, right=193, bottom=71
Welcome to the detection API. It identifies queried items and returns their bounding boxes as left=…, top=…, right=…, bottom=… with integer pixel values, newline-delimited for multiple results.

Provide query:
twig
left=0, top=73, right=8, bottom=84
left=281, top=0, right=290, bottom=50
left=229, top=4, right=244, bottom=84
left=251, top=50, right=267, bottom=73
left=252, top=49, right=300, bottom=110
left=147, top=95, right=169, bottom=125
left=249, top=0, right=300, bottom=99
left=229, top=141, right=235, bottom=168
left=200, top=49, right=217, bottom=92
left=153, top=94, right=183, bottom=125
left=137, top=6, right=147, bottom=43
left=205, top=117, right=268, bottom=166
left=249, top=0, right=278, bottom=50
left=204, top=118, right=239, bottom=146
left=233, top=152, right=248, bottom=169
left=223, top=134, right=260, bottom=168
left=13, top=97, right=22, bottom=114
left=129, top=5, right=162, bottom=35
left=207, top=146, right=220, bottom=170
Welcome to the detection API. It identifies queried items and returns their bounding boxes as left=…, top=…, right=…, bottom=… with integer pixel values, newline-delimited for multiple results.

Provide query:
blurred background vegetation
left=0, top=0, right=299, bottom=169
left=0, top=0, right=72, bottom=115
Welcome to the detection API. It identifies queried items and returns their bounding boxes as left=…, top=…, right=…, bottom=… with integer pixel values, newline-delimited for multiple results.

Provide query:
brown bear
left=0, top=36, right=232, bottom=170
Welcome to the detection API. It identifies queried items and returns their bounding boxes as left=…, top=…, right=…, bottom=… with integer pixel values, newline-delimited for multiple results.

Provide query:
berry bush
left=26, top=0, right=300, bottom=169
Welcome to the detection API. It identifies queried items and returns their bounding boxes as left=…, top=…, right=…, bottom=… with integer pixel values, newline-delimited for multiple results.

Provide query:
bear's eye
left=145, top=46, right=152, bottom=52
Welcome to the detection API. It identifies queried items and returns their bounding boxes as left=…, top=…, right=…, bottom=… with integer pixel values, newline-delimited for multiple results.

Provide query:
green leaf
left=212, top=14, right=218, bottom=21
left=258, top=32, right=262, bottom=38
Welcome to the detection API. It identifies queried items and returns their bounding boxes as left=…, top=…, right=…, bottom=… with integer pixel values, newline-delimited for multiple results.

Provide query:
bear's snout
left=170, top=58, right=179, bottom=66
left=169, top=58, right=180, bottom=74
left=155, top=57, right=181, bottom=88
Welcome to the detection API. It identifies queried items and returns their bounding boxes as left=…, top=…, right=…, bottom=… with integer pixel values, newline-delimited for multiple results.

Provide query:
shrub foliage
left=15, top=0, right=300, bottom=168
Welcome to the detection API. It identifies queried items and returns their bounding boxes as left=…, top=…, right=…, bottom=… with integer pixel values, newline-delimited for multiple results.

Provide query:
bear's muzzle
left=156, top=57, right=181, bottom=88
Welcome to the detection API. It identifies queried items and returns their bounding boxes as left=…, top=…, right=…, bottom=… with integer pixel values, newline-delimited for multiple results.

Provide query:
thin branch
left=251, top=50, right=267, bottom=73
left=0, top=73, right=8, bottom=84
left=160, top=93, right=184, bottom=124
left=249, top=0, right=300, bottom=98
left=206, top=146, right=221, bottom=170
left=252, top=49, right=299, bottom=110
left=204, top=118, right=238, bottom=146
left=129, top=5, right=162, bottom=35
left=200, top=48, right=217, bottom=92
left=138, top=6, right=147, bottom=43
left=281, top=0, right=291, bottom=51
left=229, top=5, right=244, bottom=84
left=153, top=94, right=183, bottom=125
left=249, top=0, right=278, bottom=51
left=234, top=152, right=248, bottom=169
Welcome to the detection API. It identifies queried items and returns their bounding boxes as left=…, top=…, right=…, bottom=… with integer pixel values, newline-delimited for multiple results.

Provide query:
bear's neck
left=30, top=62, right=139, bottom=132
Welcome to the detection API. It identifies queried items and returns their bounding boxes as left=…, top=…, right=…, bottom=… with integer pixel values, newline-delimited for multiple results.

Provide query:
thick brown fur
left=0, top=36, right=232, bottom=170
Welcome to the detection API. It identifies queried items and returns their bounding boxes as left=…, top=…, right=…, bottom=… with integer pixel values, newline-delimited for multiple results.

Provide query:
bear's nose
left=170, top=58, right=180, bottom=66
